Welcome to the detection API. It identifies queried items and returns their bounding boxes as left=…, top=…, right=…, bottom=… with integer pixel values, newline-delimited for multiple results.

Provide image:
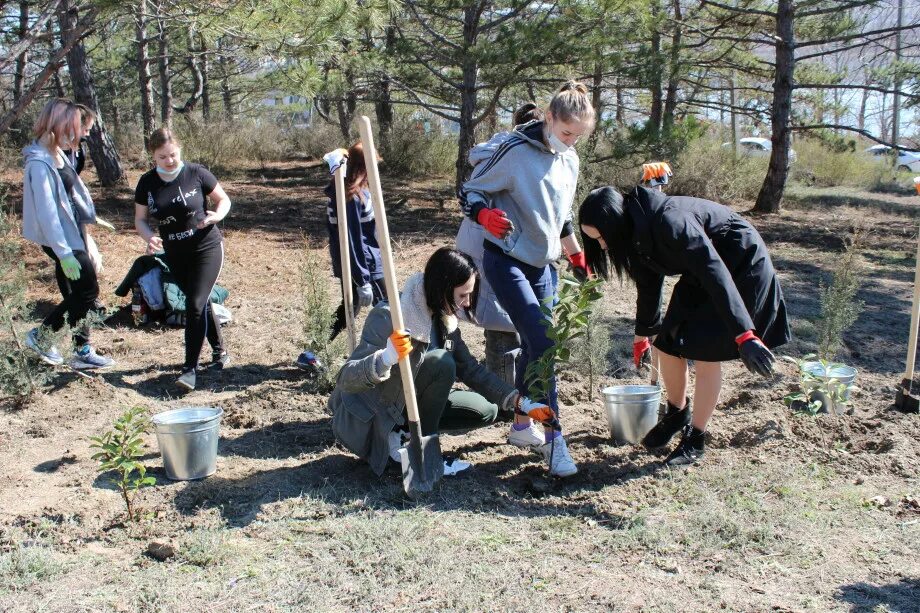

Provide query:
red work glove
left=633, top=337, right=651, bottom=369
left=567, top=251, right=590, bottom=281
left=477, top=207, right=513, bottom=240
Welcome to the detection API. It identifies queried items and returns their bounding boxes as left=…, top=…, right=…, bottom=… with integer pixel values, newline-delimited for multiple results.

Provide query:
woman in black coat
left=579, top=185, right=790, bottom=466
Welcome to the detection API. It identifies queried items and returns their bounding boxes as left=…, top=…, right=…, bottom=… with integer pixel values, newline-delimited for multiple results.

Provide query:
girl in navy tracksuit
left=325, top=142, right=386, bottom=342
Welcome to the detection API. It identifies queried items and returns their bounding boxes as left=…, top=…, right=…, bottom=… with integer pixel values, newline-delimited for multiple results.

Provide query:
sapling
left=525, top=274, right=605, bottom=405
left=785, top=233, right=864, bottom=414
left=816, top=232, right=864, bottom=363
left=299, top=242, right=345, bottom=392
left=89, top=406, right=156, bottom=522
left=574, top=303, right=610, bottom=401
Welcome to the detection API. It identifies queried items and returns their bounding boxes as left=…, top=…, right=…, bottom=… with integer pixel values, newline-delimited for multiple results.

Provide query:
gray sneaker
left=70, top=344, right=114, bottom=370
left=176, top=368, right=196, bottom=391
left=25, top=328, right=63, bottom=365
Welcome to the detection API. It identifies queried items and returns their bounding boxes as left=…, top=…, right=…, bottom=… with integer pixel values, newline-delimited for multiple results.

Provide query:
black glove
left=739, top=338, right=775, bottom=377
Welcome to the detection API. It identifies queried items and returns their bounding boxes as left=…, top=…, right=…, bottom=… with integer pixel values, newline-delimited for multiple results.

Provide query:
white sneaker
left=442, top=457, right=472, bottom=476
left=539, top=436, right=578, bottom=477
left=508, top=422, right=545, bottom=447
left=25, top=328, right=63, bottom=365
left=387, top=430, right=407, bottom=463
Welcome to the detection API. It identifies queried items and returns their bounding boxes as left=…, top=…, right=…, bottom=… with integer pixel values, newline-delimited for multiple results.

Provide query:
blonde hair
left=548, top=80, right=595, bottom=124
left=33, top=98, right=80, bottom=151
left=147, top=127, right=180, bottom=154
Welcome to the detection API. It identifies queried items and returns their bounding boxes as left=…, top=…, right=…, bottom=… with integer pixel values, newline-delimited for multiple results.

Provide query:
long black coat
left=627, top=186, right=790, bottom=362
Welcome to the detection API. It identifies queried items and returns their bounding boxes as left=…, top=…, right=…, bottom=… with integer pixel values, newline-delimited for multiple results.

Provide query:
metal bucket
left=602, top=385, right=662, bottom=444
left=802, top=361, right=858, bottom=400
left=151, top=407, right=223, bottom=480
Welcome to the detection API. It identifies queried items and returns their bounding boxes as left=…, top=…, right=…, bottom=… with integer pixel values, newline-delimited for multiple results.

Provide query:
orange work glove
left=381, top=329, right=413, bottom=367
left=517, top=395, right=556, bottom=424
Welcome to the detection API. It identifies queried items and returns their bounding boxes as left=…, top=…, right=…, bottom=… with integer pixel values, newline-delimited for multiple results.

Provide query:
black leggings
left=165, top=240, right=225, bottom=370
left=42, top=247, right=98, bottom=347
left=330, top=278, right=387, bottom=342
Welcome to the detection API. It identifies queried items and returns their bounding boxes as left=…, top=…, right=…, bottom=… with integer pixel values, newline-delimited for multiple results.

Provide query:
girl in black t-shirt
left=134, top=128, right=232, bottom=391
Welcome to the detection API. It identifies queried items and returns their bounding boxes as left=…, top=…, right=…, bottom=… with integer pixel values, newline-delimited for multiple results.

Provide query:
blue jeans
left=483, top=246, right=558, bottom=414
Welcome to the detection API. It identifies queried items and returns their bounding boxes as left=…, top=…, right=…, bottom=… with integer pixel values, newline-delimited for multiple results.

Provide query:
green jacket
left=329, top=273, right=517, bottom=476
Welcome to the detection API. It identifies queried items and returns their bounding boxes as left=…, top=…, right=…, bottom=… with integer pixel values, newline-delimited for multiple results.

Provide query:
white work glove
left=356, top=283, right=374, bottom=308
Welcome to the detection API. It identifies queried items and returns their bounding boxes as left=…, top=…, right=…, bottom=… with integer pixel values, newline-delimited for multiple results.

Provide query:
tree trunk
left=454, top=6, right=481, bottom=193
left=13, top=1, right=29, bottom=103
left=373, top=26, right=395, bottom=153
left=754, top=1, right=794, bottom=214
left=200, top=34, right=211, bottom=122
left=135, top=0, right=155, bottom=144
left=59, top=0, right=124, bottom=186
left=587, top=53, right=603, bottom=154
left=173, top=28, right=203, bottom=115
left=615, top=77, right=624, bottom=126
left=661, top=0, right=683, bottom=134
left=156, top=4, right=172, bottom=127
left=647, top=1, right=664, bottom=143
left=858, top=81, right=868, bottom=132
left=218, top=38, right=233, bottom=120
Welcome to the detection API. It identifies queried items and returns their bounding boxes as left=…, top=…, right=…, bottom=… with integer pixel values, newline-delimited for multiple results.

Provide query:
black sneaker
left=210, top=350, right=231, bottom=370
left=642, top=398, right=692, bottom=449
left=664, top=425, right=705, bottom=467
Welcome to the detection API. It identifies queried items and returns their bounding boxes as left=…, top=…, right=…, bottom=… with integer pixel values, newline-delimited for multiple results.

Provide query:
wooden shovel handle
left=356, top=116, right=423, bottom=424
left=334, top=164, right=357, bottom=353
left=904, top=226, right=920, bottom=381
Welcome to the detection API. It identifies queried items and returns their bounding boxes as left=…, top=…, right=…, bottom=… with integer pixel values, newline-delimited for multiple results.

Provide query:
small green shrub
left=176, top=117, right=289, bottom=174
left=669, top=137, right=768, bottom=204
left=89, top=406, right=156, bottom=522
left=573, top=303, right=610, bottom=401
left=299, top=243, right=345, bottom=392
left=381, top=114, right=456, bottom=178
left=783, top=354, right=854, bottom=416
left=789, top=140, right=882, bottom=188
left=0, top=188, right=53, bottom=408
left=285, top=120, right=344, bottom=160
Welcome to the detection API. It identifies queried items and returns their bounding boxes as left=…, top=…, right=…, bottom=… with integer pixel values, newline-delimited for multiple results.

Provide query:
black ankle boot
left=664, top=425, right=706, bottom=467
left=642, top=398, right=692, bottom=449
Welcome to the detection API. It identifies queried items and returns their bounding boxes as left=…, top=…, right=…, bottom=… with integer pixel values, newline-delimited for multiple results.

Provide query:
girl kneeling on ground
left=329, top=247, right=558, bottom=477
left=579, top=185, right=790, bottom=466
left=134, top=128, right=231, bottom=391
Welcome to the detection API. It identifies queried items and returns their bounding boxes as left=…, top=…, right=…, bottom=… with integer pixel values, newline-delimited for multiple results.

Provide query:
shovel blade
left=398, top=430, right=444, bottom=496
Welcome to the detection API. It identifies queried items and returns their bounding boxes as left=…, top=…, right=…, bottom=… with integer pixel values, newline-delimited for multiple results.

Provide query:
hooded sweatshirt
left=459, top=120, right=579, bottom=268
left=324, top=182, right=383, bottom=284
left=21, top=141, right=97, bottom=258
left=455, top=131, right=517, bottom=332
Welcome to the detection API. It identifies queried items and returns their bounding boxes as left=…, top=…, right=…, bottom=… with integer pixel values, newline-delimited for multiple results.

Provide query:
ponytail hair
left=548, top=80, right=595, bottom=125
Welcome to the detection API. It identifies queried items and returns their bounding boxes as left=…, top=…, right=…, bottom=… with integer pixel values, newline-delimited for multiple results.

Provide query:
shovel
left=895, top=178, right=920, bottom=413
left=333, top=159, right=358, bottom=353
left=356, top=116, right=444, bottom=495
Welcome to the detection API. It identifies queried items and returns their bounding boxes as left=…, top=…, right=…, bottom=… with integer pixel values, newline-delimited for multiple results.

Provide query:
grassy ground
left=0, top=161, right=918, bottom=612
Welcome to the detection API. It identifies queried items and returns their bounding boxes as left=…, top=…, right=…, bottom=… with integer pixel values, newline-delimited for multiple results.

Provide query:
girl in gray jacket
left=22, top=99, right=112, bottom=369
left=329, top=248, right=556, bottom=477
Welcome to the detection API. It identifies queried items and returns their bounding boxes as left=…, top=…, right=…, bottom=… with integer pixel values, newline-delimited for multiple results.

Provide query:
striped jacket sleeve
left=458, top=137, right=523, bottom=222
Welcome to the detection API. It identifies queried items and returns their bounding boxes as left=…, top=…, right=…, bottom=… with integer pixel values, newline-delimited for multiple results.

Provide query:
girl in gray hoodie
left=21, top=98, right=112, bottom=369
left=459, top=82, right=595, bottom=477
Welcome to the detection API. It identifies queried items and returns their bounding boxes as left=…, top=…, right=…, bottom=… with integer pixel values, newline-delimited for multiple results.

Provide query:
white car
left=864, top=144, right=920, bottom=172
left=722, top=137, right=797, bottom=163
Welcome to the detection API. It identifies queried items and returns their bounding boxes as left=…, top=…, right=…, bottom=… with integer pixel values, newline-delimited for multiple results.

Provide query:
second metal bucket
left=602, top=385, right=662, bottom=444
left=151, top=407, right=223, bottom=480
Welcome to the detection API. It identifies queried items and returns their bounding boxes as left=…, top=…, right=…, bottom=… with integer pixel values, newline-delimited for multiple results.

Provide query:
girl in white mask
left=458, top=81, right=595, bottom=478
